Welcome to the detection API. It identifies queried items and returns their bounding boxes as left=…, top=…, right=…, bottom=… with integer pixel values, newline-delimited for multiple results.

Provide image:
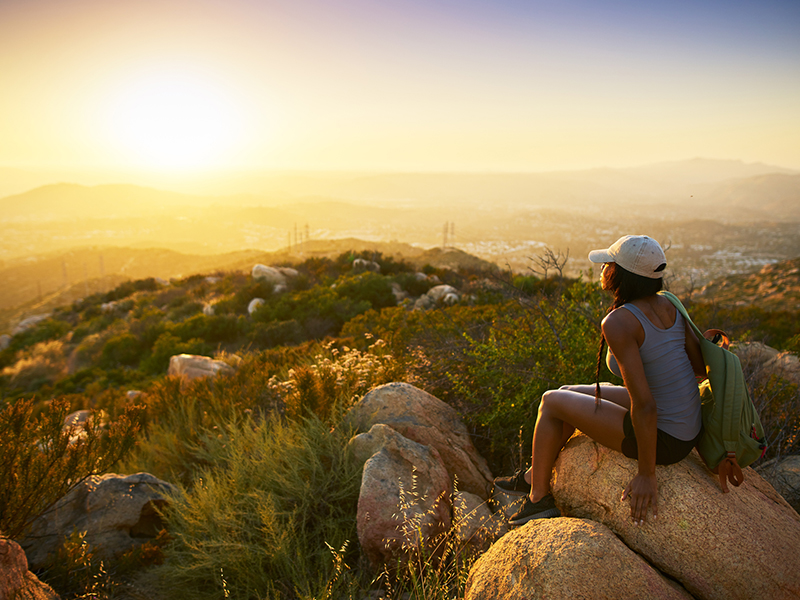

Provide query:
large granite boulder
left=22, top=473, right=176, bottom=570
left=349, top=424, right=451, bottom=569
left=453, top=491, right=508, bottom=552
left=251, top=264, right=286, bottom=286
left=465, top=518, right=692, bottom=600
left=0, top=538, right=60, bottom=600
left=413, top=285, right=460, bottom=310
left=551, top=434, right=800, bottom=600
left=347, top=383, right=492, bottom=498
left=167, top=354, right=235, bottom=381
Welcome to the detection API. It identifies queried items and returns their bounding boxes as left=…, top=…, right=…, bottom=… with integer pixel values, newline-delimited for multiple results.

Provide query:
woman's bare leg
left=559, top=384, right=631, bottom=409
left=529, top=388, right=628, bottom=502
left=521, top=384, right=630, bottom=485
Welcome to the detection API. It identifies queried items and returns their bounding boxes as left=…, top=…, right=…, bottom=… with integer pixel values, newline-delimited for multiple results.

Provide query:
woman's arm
left=603, top=309, right=659, bottom=524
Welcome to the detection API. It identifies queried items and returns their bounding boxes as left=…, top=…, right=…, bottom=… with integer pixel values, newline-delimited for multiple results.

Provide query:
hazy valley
left=2, top=157, right=799, bottom=335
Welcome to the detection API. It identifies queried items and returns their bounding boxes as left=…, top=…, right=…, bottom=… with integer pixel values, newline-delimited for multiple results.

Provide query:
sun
left=108, top=69, right=245, bottom=170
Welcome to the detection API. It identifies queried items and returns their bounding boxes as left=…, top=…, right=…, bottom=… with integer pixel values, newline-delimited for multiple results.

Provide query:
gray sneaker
left=493, top=468, right=531, bottom=496
left=508, top=494, right=560, bottom=526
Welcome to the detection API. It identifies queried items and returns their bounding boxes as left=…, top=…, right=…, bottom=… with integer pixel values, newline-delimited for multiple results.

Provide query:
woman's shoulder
left=602, top=305, right=641, bottom=335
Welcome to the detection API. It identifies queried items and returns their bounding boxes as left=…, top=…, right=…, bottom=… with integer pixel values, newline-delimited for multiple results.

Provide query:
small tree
left=0, top=397, right=142, bottom=541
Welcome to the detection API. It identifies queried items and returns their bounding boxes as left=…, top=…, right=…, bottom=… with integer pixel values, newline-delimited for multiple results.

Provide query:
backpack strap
left=658, top=291, right=746, bottom=491
left=659, top=291, right=705, bottom=340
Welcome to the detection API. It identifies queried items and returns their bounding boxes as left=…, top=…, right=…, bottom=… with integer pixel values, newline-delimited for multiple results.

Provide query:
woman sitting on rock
left=495, top=235, right=706, bottom=526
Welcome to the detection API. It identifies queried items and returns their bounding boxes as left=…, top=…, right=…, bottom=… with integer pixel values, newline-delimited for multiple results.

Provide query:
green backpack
left=660, top=291, right=766, bottom=492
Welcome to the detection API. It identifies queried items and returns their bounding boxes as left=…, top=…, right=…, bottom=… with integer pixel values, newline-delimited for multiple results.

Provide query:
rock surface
left=247, top=298, right=265, bottom=315
left=552, top=434, right=800, bottom=600
left=12, top=314, right=51, bottom=336
left=0, top=538, right=60, bottom=600
left=465, top=518, right=692, bottom=600
left=22, top=473, right=176, bottom=570
left=251, top=264, right=287, bottom=285
left=349, top=424, right=451, bottom=569
left=167, top=354, right=235, bottom=380
left=347, top=382, right=492, bottom=497
left=352, top=258, right=380, bottom=273
left=453, top=491, right=508, bottom=551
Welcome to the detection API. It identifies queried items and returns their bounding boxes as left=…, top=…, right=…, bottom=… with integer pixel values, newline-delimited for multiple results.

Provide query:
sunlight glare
left=109, top=70, right=245, bottom=170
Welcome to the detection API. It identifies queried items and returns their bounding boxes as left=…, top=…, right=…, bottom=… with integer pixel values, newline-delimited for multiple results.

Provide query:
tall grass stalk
left=153, top=415, right=362, bottom=600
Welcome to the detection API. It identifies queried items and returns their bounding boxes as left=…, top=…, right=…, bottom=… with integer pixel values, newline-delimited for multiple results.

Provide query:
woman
left=494, top=235, right=706, bottom=526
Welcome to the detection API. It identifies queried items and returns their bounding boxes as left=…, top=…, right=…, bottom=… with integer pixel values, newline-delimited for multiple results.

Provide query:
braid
left=594, top=263, right=625, bottom=407
left=594, top=335, right=606, bottom=407
left=593, top=261, right=663, bottom=407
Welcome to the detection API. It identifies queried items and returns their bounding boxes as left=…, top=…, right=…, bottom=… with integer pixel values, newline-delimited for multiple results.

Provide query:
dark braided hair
left=594, top=262, right=664, bottom=406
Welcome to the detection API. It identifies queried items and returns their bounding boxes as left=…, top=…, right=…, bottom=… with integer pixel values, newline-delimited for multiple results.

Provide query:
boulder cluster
left=345, top=383, right=497, bottom=567
left=3, top=340, right=798, bottom=598
left=346, top=382, right=800, bottom=599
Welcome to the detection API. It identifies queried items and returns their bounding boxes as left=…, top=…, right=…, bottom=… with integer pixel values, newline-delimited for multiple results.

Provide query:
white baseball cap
left=588, top=235, right=667, bottom=279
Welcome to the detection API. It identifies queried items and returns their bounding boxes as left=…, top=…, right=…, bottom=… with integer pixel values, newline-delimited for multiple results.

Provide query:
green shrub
left=394, top=272, right=433, bottom=298
left=4, top=318, right=70, bottom=355
left=99, top=332, right=142, bottom=368
left=140, top=333, right=211, bottom=375
left=256, top=287, right=369, bottom=340
left=152, top=415, right=362, bottom=600
left=105, top=278, right=160, bottom=302
left=171, top=314, right=244, bottom=345
left=334, top=272, right=396, bottom=310
left=166, top=300, right=204, bottom=322
left=0, top=397, right=141, bottom=541
left=1, top=340, right=69, bottom=393
left=248, top=319, right=304, bottom=348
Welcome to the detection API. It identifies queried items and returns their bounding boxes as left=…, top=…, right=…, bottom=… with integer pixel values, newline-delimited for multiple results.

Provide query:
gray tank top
left=606, top=303, right=702, bottom=441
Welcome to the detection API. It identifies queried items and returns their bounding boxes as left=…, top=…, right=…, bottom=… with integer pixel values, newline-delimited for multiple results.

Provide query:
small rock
left=168, top=354, right=236, bottom=381
left=248, top=298, right=265, bottom=315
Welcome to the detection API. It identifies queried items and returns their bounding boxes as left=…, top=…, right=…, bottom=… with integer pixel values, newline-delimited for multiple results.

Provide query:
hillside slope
left=694, top=257, right=800, bottom=310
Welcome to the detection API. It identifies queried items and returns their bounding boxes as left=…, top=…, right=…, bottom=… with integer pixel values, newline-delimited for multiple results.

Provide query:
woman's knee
left=558, top=384, right=595, bottom=395
left=539, top=389, right=566, bottom=414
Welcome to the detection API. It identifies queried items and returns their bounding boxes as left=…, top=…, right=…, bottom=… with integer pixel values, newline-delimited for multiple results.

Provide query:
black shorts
left=621, top=411, right=700, bottom=466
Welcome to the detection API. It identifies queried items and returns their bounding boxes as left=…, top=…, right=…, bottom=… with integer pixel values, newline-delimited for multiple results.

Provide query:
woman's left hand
left=621, top=474, right=658, bottom=525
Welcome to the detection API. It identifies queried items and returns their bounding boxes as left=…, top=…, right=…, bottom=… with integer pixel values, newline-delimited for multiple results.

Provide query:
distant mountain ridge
left=2, top=158, right=796, bottom=214
left=0, top=183, right=202, bottom=220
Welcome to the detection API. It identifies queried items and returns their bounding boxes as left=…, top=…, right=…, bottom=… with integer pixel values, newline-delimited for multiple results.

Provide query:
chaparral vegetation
left=1, top=249, right=798, bottom=599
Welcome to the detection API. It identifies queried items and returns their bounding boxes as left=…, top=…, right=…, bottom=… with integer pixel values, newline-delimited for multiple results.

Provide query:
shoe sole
left=508, top=507, right=561, bottom=526
left=493, top=482, right=530, bottom=496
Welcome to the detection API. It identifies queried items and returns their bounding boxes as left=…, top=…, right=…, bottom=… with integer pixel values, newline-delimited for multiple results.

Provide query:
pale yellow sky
left=1, top=0, right=799, bottom=177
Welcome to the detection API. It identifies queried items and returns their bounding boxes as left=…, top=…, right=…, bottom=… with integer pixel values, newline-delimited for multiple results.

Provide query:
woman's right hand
left=621, top=473, right=658, bottom=525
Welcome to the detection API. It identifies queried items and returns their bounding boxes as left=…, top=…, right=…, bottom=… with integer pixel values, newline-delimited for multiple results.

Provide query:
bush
left=1, top=340, right=69, bottom=393
left=171, top=314, right=244, bottom=345
left=99, top=332, right=142, bottom=368
left=151, top=415, right=362, bottom=600
left=105, top=278, right=160, bottom=302
left=3, top=318, right=70, bottom=356
left=334, top=272, right=396, bottom=310
left=0, top=397, right=141, bottom=541
left=394, top=272, right=433, bottom=298
left=140, top=333, right=211, bottom=375
left=271, top=338, right=403, bottom=422
left=248, top=319, right=304, bottom=349
left=256, top=287, right=369, bottom=340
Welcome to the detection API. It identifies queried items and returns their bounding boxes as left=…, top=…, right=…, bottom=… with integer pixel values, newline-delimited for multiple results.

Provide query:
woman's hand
left=621, top=474, right=658, bottom=525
